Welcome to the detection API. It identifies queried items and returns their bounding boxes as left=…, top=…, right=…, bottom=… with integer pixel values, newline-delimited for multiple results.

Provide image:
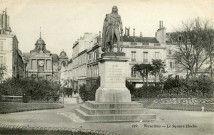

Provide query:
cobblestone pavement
left=0, top=104, right=214, bottom=135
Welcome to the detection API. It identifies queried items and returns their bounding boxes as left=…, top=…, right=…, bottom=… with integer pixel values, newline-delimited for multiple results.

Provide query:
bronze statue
left=101, top=6, right=123, bottom=52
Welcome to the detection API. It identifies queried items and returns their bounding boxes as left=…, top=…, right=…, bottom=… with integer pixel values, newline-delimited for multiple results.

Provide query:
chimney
left=128, top=27, right=130, bottom=36
left=133, top=28, right=135, bottom=36
left=159, top=20, right=163, bottom=29
left=140, top=32, right=142, bottom=37
left=156, top=20, right=166, bottom=44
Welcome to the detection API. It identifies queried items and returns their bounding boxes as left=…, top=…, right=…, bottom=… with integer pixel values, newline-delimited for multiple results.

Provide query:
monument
left=75, top=6, right=156, bottom=122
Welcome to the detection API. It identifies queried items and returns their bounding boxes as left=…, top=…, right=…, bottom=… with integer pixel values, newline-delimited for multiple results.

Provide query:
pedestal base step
left=75, top=109, right=156, bottom=122
left=80, top=104, right=148, bottom=115
left=85, top=101, right=144, bottom=109
left=75, top=101, right=156, bottom=122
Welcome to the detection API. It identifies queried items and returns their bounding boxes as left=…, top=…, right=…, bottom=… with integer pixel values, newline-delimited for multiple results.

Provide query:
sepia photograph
left=0, top=0, right=214, bottom=135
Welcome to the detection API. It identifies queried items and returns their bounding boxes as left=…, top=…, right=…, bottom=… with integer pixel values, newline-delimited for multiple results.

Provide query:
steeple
left=30, top=28, right=50, bottom=54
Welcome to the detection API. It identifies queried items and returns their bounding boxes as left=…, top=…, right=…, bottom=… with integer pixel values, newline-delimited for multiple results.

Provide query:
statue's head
left=112, top=6, right=118, bottom=14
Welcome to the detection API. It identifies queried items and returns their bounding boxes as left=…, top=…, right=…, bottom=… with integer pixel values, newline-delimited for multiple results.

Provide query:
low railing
left=1, top=95, right=23, bottom=102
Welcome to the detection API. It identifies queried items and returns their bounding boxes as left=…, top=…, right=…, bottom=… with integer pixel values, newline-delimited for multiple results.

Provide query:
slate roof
left=22, top=53, right=30, bottom=62
left=123, top=35, right=159, bottom=43
left=35, top=38, right=46, bottom=45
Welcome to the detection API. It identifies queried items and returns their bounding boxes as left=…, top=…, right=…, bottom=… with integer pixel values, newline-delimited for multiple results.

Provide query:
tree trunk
left=210, top=56, right=213, bottom=77
left=146, top=71, right=148, bottom=86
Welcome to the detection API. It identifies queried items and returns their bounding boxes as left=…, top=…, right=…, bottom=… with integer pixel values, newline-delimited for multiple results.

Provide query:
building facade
left=23, top=34, right=68, bottom=84
left=60, top=21, right=192, bottom=90
left=60, top=33, right=99, bottom=91
left=0, top=10, right=25, bottom=81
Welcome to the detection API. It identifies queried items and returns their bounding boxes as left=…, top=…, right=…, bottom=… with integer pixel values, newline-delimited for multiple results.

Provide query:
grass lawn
left=0, top=102, right=64, bottom=114
left=140, top=101, right=214, bottom=111
left=0, top=128, right=101, bottom=135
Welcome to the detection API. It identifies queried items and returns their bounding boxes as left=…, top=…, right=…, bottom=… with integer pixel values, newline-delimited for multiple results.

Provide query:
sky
left=0, top=0, right=214, bottom=58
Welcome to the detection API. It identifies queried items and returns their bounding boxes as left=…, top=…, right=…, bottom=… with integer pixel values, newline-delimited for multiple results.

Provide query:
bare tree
left=171, top=18, right=212, bottom=78
left=202, top=21, right=214, bottom=77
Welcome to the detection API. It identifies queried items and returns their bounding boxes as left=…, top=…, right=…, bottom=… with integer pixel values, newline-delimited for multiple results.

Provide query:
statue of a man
left=101, top=6, right=123, bottom=52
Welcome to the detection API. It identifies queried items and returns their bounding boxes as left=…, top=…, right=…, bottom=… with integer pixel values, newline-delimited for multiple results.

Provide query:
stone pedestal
left=75, top=53, right=156, bottom=122
left=96, top=52, right=131, bottom=102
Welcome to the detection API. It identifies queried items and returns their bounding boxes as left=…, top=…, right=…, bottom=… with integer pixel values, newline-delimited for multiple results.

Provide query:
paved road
left=0, top=104, right=214, bottom=135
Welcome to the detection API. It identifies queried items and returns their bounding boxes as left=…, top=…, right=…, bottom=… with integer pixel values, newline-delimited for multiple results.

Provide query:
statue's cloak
left=101, top=14, right=108, bottom=50
left=102, top=14, right=118, bottom=51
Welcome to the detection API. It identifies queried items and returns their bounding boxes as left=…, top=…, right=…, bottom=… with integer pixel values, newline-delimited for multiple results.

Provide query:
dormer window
left=142, top=42, right=149, bottom=45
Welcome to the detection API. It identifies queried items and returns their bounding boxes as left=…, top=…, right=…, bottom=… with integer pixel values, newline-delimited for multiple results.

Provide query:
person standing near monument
left=101, top=6, right=123, bottom=52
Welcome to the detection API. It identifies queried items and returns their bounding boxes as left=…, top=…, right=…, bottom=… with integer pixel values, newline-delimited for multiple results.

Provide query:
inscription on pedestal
left=106, top=64, right=124, bottom=84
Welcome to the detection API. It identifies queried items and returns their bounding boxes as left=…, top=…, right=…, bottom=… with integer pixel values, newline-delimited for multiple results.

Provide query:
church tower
left=59, top=50, right=68, bottom=70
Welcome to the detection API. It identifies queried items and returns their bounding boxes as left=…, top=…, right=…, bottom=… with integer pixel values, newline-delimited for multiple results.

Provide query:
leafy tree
left=0, top=78, right=60, bottom=102
left=151, top=59, right=166, bottom=83
left=134, top=64, right=153, bottom=86
left=126, top=80, right=136, bottom=96
left=0, top=65, right=7, bottom=83
left=79, top=77, right=100, bottom=102
left=163, top=78, right=181, bottom=95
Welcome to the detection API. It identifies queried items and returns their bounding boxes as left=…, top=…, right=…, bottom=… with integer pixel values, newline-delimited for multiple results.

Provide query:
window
left=0, top=56, right=3, bottom=66
left=46, top=75, right=52, bottom=81
left=88, top=52, right=93, bottom=62
left=170, top=62, right=174, bottom=69
left=131, top=67, right=136, bottom=77
left=131, top=51, right=136, bottom=61
left=31, top=60, right=37, bottom=70
left=143, top=52, right=148, bottom=62
left=0, top=41, right=3, bottom=51
left=155, top=52, right=160, bottom=59
left=168, top=50, right=172, bottom=55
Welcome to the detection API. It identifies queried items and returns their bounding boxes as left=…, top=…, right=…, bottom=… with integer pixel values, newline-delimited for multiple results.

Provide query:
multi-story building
left=61, top=21, right=194, bottom=90
left=61, top=33, right=99, bottom=91
left=23, top=33, right=68, bottom=84
left=165, top=34, right=186, bottom=78
left=86, top=36, right=101, bottom=86
left=0, top=10, right=25, bottom=81
left=121, top=22, right=167, bottom=87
